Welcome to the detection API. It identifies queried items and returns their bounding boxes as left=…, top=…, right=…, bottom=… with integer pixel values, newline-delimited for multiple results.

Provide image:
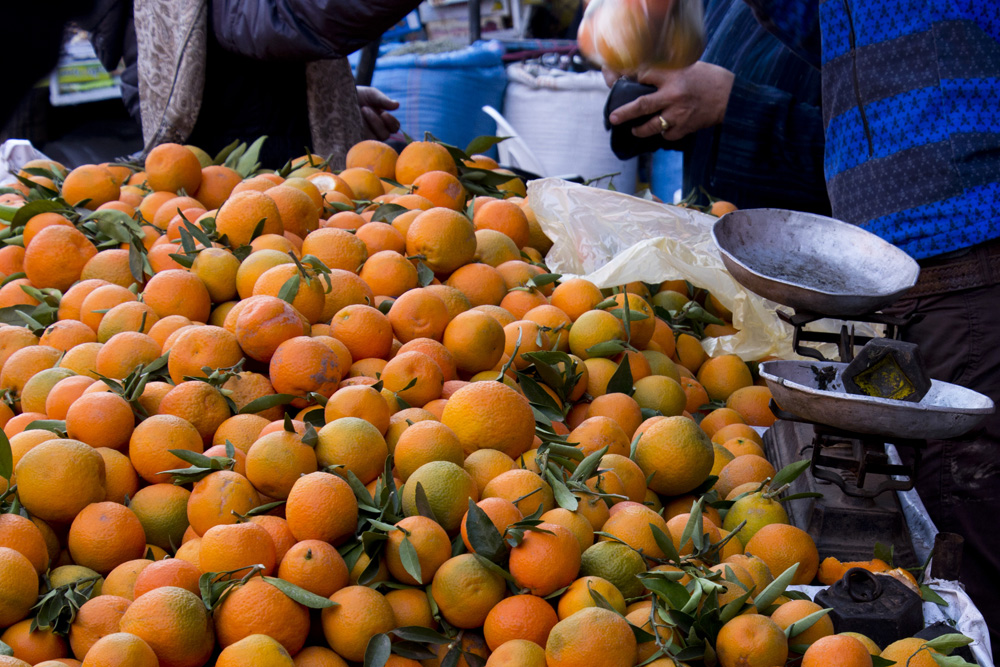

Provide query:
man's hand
left=357, top=86, right=401, bottom=140
left=607, top=62, right=735, bottom=141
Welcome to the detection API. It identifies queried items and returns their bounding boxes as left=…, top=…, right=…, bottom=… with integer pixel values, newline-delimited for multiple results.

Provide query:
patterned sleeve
left=741, top=0, right=823, bottom=68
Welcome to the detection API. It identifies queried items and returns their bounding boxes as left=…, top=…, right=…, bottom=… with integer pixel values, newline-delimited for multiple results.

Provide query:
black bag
left=603, top=77, right=670, bottom=160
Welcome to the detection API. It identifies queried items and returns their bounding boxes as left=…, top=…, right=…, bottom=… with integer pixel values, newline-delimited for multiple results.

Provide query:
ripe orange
left=346, top=140, right=398, bottom=179
left=277, top=539, right=349, bottom=599
left=484, top=594, right=558, bottom=650
left=487, top=639, right=547, bottom=667
left=215, top=190, right=284, bottom=247
left=442, top=380, right=535, bottom=458
left=568, top=415, right=630, bottom=457
left=80, top=631, right=159, bottom=667
left=68, top=594, right=131, bottom=658
left=744, top=524, right=819, bottom=585
left=395, top=141, right=458, bottom=185
left=632, top=415, right=714, bottom=495
left=385, top=515, right=452, bottom=585
left=544, top=607, right=637, bottom=667
left=431, top=553, right=506, bottom=628
left=286, top=472, right=358, bottom=544
left=329, top=303, right=394, bottom=361
left=187, top=470, right=261, bottom=536
left=145, top=143, right=203, bottom=194
left=600, top=504, right=672, bottom=559
left=214, top=578, right=309, bottom=655
left=715, top=614, right=789, bottom=667
left=321, top=586, right=396, bottom=662
left=697, top=354, right=753, bottom=402
left=801, top=634, right=874, bottom=667
left=412, top=171, right=467, bottom=211
left=442, top=310, right=506, bottom=374
left=715, top=454, right=777, bottom=499
left=157, top=380, right=231, bottom=443
left=68, top=502, right=146, bottom=575
left=726, top=385, right=777, bottom=427
left=200, top=521, right=276, bottom=578
left=15, top=439, right=106, bottom=523
left=509, top=522, right=581, bottom=596
left=880, top=638, right=938, bottom=667
left=62, top=163, right=120, bottom=209
left=118, top=586, right=215, bottom=667
left=194, top=165, right=242, bottom=210
left=395, top=420, right=465, bottom=481
left=771, top=599, right=834, bottom=648
left=133, top=558, right=202, bottom=598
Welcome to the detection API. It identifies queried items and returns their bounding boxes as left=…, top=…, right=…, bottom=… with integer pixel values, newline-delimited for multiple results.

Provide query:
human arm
left=211, top=0, right=422, bottom=61
left=356, top=86, right=401, bottom=140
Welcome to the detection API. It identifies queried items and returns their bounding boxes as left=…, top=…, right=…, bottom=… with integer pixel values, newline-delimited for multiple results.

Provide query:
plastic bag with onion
left=577, top=0, right=705, bottom=74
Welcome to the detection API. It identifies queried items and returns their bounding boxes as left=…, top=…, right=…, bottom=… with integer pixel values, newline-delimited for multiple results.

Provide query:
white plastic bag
left=578, top=0, right=705, bottom=74
left=528, top=177, right=792, bottom=360
left=0, top=139, right=51, bottom=187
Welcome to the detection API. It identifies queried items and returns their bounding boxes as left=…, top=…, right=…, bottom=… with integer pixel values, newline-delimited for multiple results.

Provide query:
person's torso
left=817, top=0, right=1000, bottom=259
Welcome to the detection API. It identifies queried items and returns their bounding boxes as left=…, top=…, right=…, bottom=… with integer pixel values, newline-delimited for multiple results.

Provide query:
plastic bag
left=577, top=0, right=705, bottom=74
left=528, top=177, right=792, bottom=360
left=0, top=139, right=50, bottom=187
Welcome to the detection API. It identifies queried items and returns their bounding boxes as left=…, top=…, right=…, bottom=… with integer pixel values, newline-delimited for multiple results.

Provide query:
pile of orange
left=0, top=139, right=918, bottom=667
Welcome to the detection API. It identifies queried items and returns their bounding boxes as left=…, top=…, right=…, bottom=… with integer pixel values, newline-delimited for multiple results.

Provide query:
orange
left=715, top=614, right=788, bottom=667
left=235, top=249, right=295, bottom=299
left=301, top=228, right=368, bottom=275
left=473, top=199, right=530, bottom=248
left=23, top=212, right=73, bottom=247
left=133, top=558, right=201, bottom=598
left=509, top=522, right=580, bottom=596
left=771, top=599, right=834, bottom=648
left=598, top=454, right=647, bottom=503
left=726, top=385, right=777, bottom=427
left=200, top=521, right=276, bottom=578
left=329, top=303, right=393, bottom=360
left=442, top=380, right=535, bottom=458
left=252, top=263, right=326, bottom=324
left=215, top=190, right=284, bottom=246
left=567, top=310, right=627, bottom=360
left=286, top=472, right=358, bottom=543
left=442, top=309, right=506, bottom=374
left=632, top=415, right=714, bottom=495
left=557, top=575, right=627, bottom=620
left=460, top=497, right=523, bottom=553
left=18, top=366, right=74, bottom=414
left=234, top=295, right=309, bottom=362
left=269, top=335, right=342, bottom=402
left=412, top=171, right=467, bottom=210
left=600, top=504, right=672, bottom=559
left=214, top=578, right=309, bottom=655
left=568, top=415, right=630, bottom=457
left=292, top=646, right=350, bottom=666
left=0, top=620, right=66, bottom=664
left=324, top=385, right=390, bottom=434
left=80, top=632, right=158, bottom=667
left=68, top=595, right=131, bottom=658
left=701, top=407, right=746, bottom=438
left=0, top=547, right=38, bottom=628
left=385, top=515, right=452, bottom=585
left=92, top=448, right=137, bottom=504
left=816, top=557, right=891, bottom=586
left=68, top=502, right=147, bottom=575
left=129, top=413, right=204, bottom=484
left=212, top=413, right=271, bottom=451
left=0, top=514, right=49, bottom=573
left=320, top=269, right=374, bottom=321
left=401, top=460, right=479, bottom=533
left=142, top=269, right=212, bottom=322
left=880, top=638, right=938, bottom=667
left=62, top=163, right=119, bottom=209
left=387, top=288, right=450, bottom=343
left=697, top=354, right=753, bottom=402
left=246, top=429, right=318, bottom=498
left=487, top=639, right=547, bottom=667
left=145, top=143, right=203, bottom=194
left=193, top=165, right=242, bottom=209
left=484, top=595, right=558, bottom=650
left=0, top=342, right=61, bottom=398
left=95, top=301, right=158, bottom=342
left=356, top=221, right=405, bottom=255
left=544, top=607, right=637, bottom=667
left=801, top=635, right=874, bottom=667
left=267, top=184, right=320, bottom=238
left=0, top=326, right=39, bottom=371
left=382, top=349, right=443, bottom=406
left=431, top=553, right=506, bottom=628
left=338, top=167, right=384, bottom=201
left=463, top=449, right=517, bottom=495
left=712, top=422, right=765, bottom=446
left=187, top=470, right=261, bottom=536
left=446, top=262, right=507, bottom=307
left=474, top=229, right=520, bottom=267
left=118, top=586, right=215, bottom=667
left=395, top=420, right=465, bottom=480
left=92, top=331, right=161, bottom=380
left=346, top=140, right=398, bottom=179
left=277, top=539, right=349, bottom=599
left=482, top=468, right=555, bottom=516
left=359, top=250, right=418, bottom=297
left=744, top=524, right=819, bottom=585
left=321, top=586, right=396, bottom=662
left=157, top=380, right=232, bottom=443
left=15, top=439, right=106, bottom=523
left=315, top=415, right=387, bottom=484
left=190, top=247, right=240, bottom=303
left=215, top=634, right=294, bottom=666
left=715, top=454, right=777, bottom=499
left=0, top=278, right=38, bottom=309
left=127, top=483, right=191, bottom=553
left=395, top=141, right=458, bottom=185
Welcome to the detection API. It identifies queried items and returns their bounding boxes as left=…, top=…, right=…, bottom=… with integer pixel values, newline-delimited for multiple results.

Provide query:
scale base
left=764, top=420, right=919, bottom=567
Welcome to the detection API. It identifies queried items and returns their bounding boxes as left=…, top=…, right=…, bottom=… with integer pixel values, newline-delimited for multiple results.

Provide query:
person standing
left=740, top=0, right=1000, bottom=656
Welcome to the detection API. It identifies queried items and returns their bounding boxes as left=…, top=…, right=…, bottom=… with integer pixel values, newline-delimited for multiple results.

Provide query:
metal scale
left=711, top=209, right=995, bottom=565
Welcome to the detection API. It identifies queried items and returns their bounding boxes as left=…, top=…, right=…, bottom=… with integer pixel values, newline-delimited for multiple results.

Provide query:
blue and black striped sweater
left=743, top=0, right=1000, bottom=260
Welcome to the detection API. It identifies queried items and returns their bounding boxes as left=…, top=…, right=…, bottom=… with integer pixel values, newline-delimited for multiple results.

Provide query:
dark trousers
left=886, top=282, right=1000, bottom=660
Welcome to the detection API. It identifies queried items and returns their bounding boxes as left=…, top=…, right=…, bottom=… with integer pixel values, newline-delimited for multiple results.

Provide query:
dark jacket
left=668, top=0, right=829, bottom=214
left=743, top=0, right=1000, bottom=260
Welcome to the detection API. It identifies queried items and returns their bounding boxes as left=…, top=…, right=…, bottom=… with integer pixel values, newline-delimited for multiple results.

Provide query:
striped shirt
left=744, top=0, right=1000, bottom=260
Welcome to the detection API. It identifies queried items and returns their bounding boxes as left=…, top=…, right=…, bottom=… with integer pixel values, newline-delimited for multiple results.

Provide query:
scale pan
left=712, top=209, right=920, bottom=317
left=760, top=360, right=994, bottom=440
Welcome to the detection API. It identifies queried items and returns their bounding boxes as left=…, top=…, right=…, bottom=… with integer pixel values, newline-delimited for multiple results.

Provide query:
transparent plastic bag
left=577, top=0, right=705, bottom=74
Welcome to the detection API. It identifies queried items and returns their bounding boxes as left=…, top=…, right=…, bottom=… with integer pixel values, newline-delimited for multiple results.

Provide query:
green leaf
left=924, top=633, right=974, bottom=653
left=546, top=470, right=579, bottom=511
left=416, top=261, right=435, bottom=288
left=569, top=446, right=608, bottom=483
left=784, top=607, right=832, bottom=639
left=262, top=576, right=337, bottom=608
left=239, top=393, right=297, bottom=414
left=363, top=633, right=392, bottom=667
left=585, top=340, right=627, bottom=358
left=413, top=482, right=439, bottom=524
left=465, top=499, right=507, bottom=563
left=399, top=536, right=423, bottom=584
left=235, top=136, right=268, bottom=178
left=465, top=135, right=509, bottom=156
left=752, top=563, right=799, bottom=610
left=649, top=523, right=681, bottom=563
left=277, top=273, right=301, bottom=304
left=871, top=656, right=896, bottom=667
left=873, top=542, right=895, bottom=567
left=920, top=584, right=948, bottom=606
left=25, top=420, right=67, bottom=436
left=770, top=459, right=810, bottom=490
left=10, top=199, right=66, bottom=229
left=213, top=139, right=241, bottom=165
left=0, top=638, right=11, bottom=656
left=930, top=654, right=979, bottom=667
left=371, top=203, right=409, bottom=224
left=0, top=430, right=11, bottom=482
left=606, top=356, right=634, bottom=396
left=391, top=626, right=452, bottom=644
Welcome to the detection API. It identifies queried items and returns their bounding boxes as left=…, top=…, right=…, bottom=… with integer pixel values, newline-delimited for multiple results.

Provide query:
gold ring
left=658, top=115, right=670, bottom=131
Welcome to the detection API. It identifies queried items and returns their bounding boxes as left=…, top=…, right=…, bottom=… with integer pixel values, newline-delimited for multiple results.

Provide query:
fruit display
left=0, top=136, right=979, bottom=666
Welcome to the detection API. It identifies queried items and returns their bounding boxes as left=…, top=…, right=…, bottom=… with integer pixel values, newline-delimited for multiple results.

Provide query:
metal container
left=712, top=209, right=920, bottom=317
left=815, top=568, right=924, bottom=649
left=760, top=360, right=994, bottom=439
